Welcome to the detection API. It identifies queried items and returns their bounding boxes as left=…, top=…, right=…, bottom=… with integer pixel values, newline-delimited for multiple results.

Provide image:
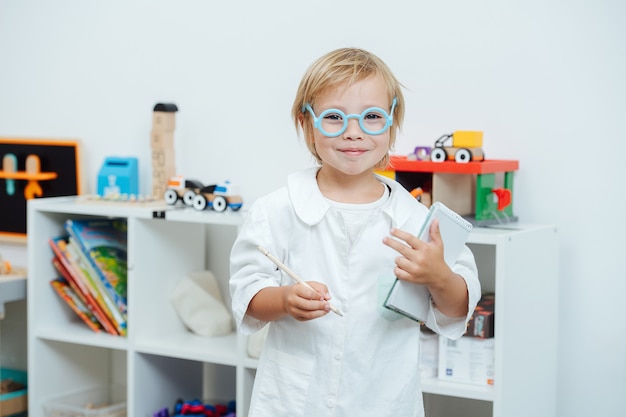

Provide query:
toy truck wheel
left=212, top=196, right=228, bottom=212
left=455, top=148, right=472, bottom=163
left=164, top=189, right=179, bottom=205
left=192, top=194, right=208, bottom=211
left=430, top=148, right=447, bottom=162
left=183, top=190, right=197, bottom=206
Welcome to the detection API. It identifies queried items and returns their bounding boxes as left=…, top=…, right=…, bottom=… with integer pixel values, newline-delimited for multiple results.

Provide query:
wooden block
left=432, top=173, right=474, bottom=216
left=152, top=112, right=176, bottom=132
left=150, top=131, right=174, bottom=149
left=453, top=131, right=483, bottom=148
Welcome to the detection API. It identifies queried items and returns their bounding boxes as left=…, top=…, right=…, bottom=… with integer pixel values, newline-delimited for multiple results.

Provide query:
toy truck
left=191, top=181, right=243, bottom=212
left=430, top=131, right=485, bottom=163
left=164, top=176, right=243, bottom=212
left=163, top=175, right=205, bottom=206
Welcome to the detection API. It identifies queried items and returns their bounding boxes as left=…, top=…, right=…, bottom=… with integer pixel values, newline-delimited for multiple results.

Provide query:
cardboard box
left=466, top=293, right=495, bottom=338
left=1, top=368, right=28, bottom=417
left=438, top=336, right=495, bottom=386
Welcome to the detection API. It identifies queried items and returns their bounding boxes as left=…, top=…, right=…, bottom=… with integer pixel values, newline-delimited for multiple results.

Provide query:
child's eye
left=324, top=112, right=343, bottom=121
left=364, top=112, right=383, bottom=120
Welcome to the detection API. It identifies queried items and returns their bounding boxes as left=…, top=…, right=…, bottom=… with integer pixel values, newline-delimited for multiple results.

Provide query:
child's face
left=312, top=74, right=391, bottom=178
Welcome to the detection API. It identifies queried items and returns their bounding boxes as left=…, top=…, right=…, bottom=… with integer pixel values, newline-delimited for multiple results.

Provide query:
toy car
left=164, top=176, right=243, bottom=212
left=191, top=181, right=243, bottom=212
left=430, top=131, right=485, bottom=163
left=163, top=175, right=205, bottom=206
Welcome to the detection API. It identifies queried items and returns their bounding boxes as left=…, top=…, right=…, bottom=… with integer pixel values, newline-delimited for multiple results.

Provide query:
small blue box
left=97, top=157, right=139, bottom=197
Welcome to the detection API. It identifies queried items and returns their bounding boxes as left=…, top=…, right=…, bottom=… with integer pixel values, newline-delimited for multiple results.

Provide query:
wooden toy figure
left=150, top=103, right=178, bottom=199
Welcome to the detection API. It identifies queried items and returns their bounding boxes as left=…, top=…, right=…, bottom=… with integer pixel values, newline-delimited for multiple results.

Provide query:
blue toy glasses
left=303, top=98, right=397, bottom=138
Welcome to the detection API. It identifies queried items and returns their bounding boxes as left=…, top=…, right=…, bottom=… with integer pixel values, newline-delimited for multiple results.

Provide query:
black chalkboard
left=0, top=138, right=81, bottom=239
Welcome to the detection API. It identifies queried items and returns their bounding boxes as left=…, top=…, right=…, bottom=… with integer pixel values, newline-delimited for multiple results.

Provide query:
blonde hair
left=292, top=47, right=405, bottom=169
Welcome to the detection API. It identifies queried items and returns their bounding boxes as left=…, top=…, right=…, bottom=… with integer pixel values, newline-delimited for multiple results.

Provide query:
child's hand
left=283, top=281, right=332, bottom=321
left=383, top=220, right=450, bottom=288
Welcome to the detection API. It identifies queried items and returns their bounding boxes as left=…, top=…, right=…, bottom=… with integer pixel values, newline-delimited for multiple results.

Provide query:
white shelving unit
left=27, top=196, right=558, bottom=417
left=423, top=224, right=559, bottom=417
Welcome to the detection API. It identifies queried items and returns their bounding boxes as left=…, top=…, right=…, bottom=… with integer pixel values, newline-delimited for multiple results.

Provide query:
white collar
left=286, top=167, right=417, bottom=228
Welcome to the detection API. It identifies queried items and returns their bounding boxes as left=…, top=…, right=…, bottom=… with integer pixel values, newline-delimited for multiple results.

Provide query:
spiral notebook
left=384, top=201, right=473, bottom=322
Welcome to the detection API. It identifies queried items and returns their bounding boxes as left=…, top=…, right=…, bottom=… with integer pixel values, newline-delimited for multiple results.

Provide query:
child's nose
left=343, top=118, right=363, bottom=140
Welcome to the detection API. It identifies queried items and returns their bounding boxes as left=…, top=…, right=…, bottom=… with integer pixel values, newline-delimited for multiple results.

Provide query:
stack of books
left=48, top=218, right=128, bottom=336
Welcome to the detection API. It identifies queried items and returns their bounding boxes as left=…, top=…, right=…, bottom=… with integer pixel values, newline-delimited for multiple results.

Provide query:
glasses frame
left=303, top=97, right=397, bottom=138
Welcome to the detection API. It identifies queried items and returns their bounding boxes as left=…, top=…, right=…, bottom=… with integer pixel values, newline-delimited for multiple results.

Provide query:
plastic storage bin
left=42, top=386, right=126, bottom=417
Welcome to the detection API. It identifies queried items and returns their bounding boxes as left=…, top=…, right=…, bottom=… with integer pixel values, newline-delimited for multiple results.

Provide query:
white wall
left=1, top=1, right=625, bottom=415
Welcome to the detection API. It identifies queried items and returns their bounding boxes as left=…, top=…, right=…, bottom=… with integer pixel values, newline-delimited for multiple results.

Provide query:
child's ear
left=298, top=113, right=305, bottom=128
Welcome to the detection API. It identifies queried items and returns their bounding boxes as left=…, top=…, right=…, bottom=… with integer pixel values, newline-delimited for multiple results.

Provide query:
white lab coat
left=230, top=167, right=480, bottom=417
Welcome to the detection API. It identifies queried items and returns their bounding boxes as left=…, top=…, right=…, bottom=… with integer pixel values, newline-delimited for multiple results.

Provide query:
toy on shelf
left=163, top=176, right=204, bottom=207
left=410, top=186, right=431, bottom=207
left=164, top=175, right=243, bottom=212
left=0, top=153, right=58, bottom=200
left=408, top=131, right=484, bottom=163
left=151, top=102, right=178, bottom=199
left=382, top=156, right=518, bottom=226
left=82, top=193, right=160, bottom=204
left=407, top=146, right=432, bottom=161
left=0, top=254, right=13, bottom=275
left=97, top=156, right=139, bottom=197
left=153, top=398, right=236, bottom=417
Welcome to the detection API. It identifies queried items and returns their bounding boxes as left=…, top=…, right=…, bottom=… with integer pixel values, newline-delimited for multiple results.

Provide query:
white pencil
left=257, top=245, right=343, bottom=317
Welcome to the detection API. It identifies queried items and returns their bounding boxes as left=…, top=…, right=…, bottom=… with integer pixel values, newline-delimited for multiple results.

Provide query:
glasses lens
left=360, top=109, right=388, bottom=134
left=320, top=110, right=345, bottom=136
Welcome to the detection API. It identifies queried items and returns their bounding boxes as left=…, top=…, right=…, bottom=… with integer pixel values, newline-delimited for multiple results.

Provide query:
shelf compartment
left=28, top=340, right=126, bottom=417
left=130, top=218, right=239, bottom=365
left=130, top=353, right=235, bottom=417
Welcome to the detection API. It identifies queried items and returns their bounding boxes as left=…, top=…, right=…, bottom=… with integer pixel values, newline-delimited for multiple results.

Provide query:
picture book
left=66, top=237, right=127, bottom=335
left=384, top=201, right=473, bottom=322
left=64, top=218, right=128, bottom=316
left=50, top=277, right=103, bottom=333
left=49, top=237, right=120, bottom=335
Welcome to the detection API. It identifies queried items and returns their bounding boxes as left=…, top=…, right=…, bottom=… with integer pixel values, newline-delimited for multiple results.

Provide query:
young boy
left=230, top=47, right=480, bottom=416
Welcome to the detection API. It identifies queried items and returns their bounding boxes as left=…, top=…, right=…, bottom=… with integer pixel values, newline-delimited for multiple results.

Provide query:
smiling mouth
left=340, top=149, right=368, bottom=154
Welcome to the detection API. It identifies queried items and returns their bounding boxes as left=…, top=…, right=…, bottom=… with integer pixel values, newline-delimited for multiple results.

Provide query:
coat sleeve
left=424, top=244, right=481, bottom=340
left=229, top=196, right=285, bottom=335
